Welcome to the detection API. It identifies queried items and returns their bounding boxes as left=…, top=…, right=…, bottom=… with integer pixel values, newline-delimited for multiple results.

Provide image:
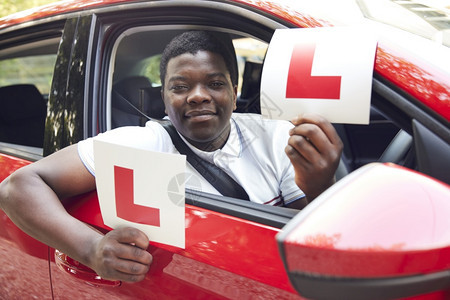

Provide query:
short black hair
left=160, top=31, right=238, bottom=87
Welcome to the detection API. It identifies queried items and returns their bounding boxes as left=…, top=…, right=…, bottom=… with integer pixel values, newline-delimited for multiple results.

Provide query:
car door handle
left=54, top=249, right=121, bottom=287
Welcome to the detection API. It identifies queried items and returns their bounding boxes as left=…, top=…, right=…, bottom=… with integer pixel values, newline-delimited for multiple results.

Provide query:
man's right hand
left=89, top=227, right=153, bottom=282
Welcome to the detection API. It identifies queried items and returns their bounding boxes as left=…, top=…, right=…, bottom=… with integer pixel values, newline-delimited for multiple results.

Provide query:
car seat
left=237, top=60, right=262, bottom=114
left=111, top=76, right=166, bottom=128
left=0, top=84, right=47, bottom=147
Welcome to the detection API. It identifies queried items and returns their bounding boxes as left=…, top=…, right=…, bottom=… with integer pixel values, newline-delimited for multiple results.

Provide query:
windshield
left=278, top=0, right=450, bottom=47
left=357, top=0, right=450, bottom=47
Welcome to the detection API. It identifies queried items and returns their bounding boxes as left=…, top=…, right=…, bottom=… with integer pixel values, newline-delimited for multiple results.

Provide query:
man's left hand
left=285, top=114, right=343, bottom=202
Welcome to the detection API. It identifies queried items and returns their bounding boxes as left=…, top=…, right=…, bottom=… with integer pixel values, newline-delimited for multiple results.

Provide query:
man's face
left=162, top=50, right=237, bottom=151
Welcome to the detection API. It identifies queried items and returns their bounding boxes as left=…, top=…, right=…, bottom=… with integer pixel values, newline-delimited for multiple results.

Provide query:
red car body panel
left=0, top=0, right=329, bottom=29
left=0, top=153, right=31, bottom=179
left=375, top=46, right=450, bottom=122
left=0, top=157, right=52, bottom=298
left=0, top=230, right=52, bottom=298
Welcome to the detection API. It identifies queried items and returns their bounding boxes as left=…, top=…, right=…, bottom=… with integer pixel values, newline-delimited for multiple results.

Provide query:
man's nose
left=187, top=84, right=212, bottom=104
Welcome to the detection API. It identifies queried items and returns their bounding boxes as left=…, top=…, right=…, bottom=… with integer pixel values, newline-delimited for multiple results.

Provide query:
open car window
left=0, top=37, right=60, bottom=156
left=108, top=27, right=268, bottom=129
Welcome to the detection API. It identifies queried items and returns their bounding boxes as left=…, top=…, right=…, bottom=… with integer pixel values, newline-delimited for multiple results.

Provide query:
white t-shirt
left=78, top=113, right=304, bottom=206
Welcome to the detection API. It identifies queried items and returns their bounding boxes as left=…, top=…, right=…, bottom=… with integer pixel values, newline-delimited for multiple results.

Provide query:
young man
left=0, top=31, right=342, bottom=282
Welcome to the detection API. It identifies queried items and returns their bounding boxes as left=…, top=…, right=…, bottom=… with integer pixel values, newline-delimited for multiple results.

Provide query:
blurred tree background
left=0, top=0, right=60, bottom=93
left=0, top=0, right=59, bottom=18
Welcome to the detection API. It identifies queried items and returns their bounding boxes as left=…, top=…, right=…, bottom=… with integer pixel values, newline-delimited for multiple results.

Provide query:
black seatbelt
left=160, top=121, right=250, bottom=200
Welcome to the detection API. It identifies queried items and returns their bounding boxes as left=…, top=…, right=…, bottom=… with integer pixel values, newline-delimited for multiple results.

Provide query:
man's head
left=160, top=31, right=238, bottom=88
left=160, top=31, right=238, bottom=151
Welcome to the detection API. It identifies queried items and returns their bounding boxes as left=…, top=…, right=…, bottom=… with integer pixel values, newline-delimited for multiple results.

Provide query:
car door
left=0, top=21, right=64, bottom=299
left=3, top=1, right=447, bottom=299
left=47, top=2, right=303, bottom=299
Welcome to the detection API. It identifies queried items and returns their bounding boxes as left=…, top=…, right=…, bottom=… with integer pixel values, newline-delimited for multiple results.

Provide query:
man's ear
left=161, top=89, right=167, bottom=114
left=232, top=85, right=238, bottom=111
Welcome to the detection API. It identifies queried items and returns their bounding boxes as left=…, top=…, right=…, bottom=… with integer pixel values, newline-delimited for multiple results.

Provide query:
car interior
left=0, top=84, right=47, bottom=147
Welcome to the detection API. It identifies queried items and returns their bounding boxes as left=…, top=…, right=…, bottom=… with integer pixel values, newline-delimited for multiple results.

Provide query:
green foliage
left=0, top=0, right=58, bottom=18
left=141, top=55, right=162, bottom=86
left=0, top=55, right=57, bottom=94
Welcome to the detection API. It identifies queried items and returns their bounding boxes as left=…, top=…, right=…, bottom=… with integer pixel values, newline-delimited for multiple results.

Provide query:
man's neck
left=183, top=124, right=231, bottom=152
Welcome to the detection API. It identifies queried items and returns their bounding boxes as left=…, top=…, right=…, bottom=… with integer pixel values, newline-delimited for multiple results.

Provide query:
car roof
left=2, top=0, right=449, bottom=38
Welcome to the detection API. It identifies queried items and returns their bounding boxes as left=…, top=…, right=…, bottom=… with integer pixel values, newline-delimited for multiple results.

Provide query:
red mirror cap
left=277, top=163, right=450, bottom=278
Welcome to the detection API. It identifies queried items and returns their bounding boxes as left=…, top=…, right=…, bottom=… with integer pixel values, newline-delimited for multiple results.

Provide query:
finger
left=102, top=264, right=149, bottom=283
left=286, top=135, right=319, bottom=165
left=117, top=271, right=147, bottom=283
left=291, top=114, right=342, bottom=146
left=285, top=142, right=316, bottom=172
left=285, top=144, right=312, bottom=191
left=110, top=255, right=151, bottom=277
left=98, top=242, right=152, bottom=281
left=113, top=242, right=153, bottom=265
left=117, top=272, right=147, bottom=283
left=109, top=227, right=149, bottom=250
left=289, top=123, right=331, bottom=154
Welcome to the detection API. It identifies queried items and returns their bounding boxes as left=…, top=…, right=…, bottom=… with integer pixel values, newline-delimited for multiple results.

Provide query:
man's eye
left=210, top=81, right=225, bottom=88
left=170, top=85, right=188, bottom=91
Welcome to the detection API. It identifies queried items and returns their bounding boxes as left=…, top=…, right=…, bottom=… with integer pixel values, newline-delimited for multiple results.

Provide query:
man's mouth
left=185, top=110, right=216, bottom=120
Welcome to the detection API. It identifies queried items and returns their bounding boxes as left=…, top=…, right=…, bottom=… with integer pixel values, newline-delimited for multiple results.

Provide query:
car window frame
left=84, top=1, right=303, bottom=227
left=90, top=1, right=284, bottom=135
left=0, top=22, right=64, bottom=160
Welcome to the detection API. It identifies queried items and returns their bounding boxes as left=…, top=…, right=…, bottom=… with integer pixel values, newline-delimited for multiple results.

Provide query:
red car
left=0, top=0, right=449, bottom=299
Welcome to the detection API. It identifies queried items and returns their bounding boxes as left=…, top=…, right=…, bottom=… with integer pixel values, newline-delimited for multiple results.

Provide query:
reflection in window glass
left=0, top=54, right=57, bottom=95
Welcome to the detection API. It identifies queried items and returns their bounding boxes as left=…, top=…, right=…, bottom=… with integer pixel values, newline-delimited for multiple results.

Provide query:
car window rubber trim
left=185, top=188, right=298, bottom=229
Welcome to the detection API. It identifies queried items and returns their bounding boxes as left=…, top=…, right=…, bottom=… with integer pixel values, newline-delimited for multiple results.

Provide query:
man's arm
left=0, top=144, right=152, bottom=282
left=285, top=114, right=343, bottom=203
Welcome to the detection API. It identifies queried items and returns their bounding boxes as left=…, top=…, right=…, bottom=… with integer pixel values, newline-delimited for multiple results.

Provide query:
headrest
left=0, top=84, right=46, bottom=124
left=144, top=86, right=166, bottom=119
left=237, top=61, right=262, bottom=114
left=112, top=76, right=166, bottom=120
left=240, top=60, right=262, bottom=99
left=112, top=76, right=153, bottom=114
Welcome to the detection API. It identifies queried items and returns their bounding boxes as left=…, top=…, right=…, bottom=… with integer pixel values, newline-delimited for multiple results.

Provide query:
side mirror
left=277, top=163, right=450, bottom=300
